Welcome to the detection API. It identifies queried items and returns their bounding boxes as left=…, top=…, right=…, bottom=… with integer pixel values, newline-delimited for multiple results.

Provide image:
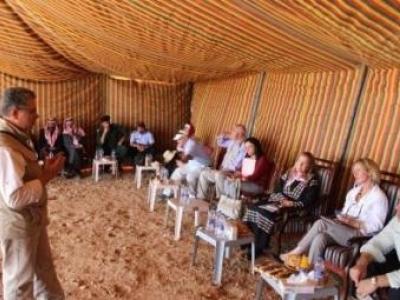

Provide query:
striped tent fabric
left=0, top=72, right=102, bottom=151
left=191, top=67, right=399, bottom=208
left=104, top=77, right=192, bottom=151
left=337, top=67, right=400, bottom=205
left=253, top=69, right=363, bottom=170
left=0, top=1, right=86, bottom=81
left=0, top=1, right=398, bottom=209
left=0, top=73, right=192, bottom=153
left=0, top=1, right=399, bottom=81
left=191, top=73, right=263, bottom=146
left=252, top=1, right=400, bottom=69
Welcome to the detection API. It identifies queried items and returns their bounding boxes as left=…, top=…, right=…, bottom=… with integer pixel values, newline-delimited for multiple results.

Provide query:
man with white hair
left=0, top=87, right=65, bottom=299
left=197, top=124, right=247, bottom=200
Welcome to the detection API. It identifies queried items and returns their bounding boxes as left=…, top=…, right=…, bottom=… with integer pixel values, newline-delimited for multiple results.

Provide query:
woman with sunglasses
left=281, top=158, right=388, bottom=264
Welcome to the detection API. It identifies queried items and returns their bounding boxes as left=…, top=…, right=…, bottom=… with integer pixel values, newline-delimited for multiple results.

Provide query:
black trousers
left=245, top=198, right=277, bottom=254
left=128, top=145, right=156, bottom=166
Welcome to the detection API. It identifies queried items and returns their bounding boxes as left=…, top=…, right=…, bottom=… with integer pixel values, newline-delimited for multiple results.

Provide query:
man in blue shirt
left=197, top=124, right=246, bottom=199
left=128, top=122, right=155, bottom=165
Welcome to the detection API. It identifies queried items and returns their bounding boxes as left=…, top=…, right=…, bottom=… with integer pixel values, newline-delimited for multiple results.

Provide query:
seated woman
left=62, top=117, right=86, bottom=178
left=37, top=118, right=64, bottom=160
left=243, top=152, right=320, bottom=258
left=218, top=137, right=272, bottom=198
left=281, top=158, right=388, bottom=264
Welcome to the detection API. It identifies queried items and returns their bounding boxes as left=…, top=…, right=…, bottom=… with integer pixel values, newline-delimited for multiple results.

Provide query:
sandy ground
left=36, top=174, right=275, bottom=300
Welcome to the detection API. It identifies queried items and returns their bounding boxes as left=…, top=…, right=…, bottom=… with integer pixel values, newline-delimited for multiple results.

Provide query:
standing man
left=129, top=121, right=155, bottom=166
left=0, top=87, right=65, bottom=299
left=197, top=124, right=247, bottom=199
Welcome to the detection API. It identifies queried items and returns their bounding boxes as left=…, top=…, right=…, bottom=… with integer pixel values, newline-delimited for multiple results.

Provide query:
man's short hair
left=1, top=87, right=36, bottom=116
left=137, top=121, right=146, bottom=129
left=100, top=115, right=111, bottom=123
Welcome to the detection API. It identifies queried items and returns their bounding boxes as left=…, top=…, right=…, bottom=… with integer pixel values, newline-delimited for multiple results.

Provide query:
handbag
left=217, top=194, right=242, bottom=220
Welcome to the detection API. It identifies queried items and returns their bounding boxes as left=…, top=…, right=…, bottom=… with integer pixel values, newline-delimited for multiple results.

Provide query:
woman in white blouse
left=281, top=158, right=388, bottom=264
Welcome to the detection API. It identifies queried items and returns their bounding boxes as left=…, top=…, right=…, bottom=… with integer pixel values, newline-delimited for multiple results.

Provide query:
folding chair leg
left=254, top=277, right=265, bottom=300
left=192, top=233, right=199, bottom=266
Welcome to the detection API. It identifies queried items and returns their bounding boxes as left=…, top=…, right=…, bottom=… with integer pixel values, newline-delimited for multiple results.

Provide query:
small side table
left=192, top=227, right=255, bottom=286
left=135, top=165, right=158, bottom=189
left=147, top=179, right=179, bottom=212
left=164, top=198, right=209, bottom=241
left=92, top=158, right=118, bottom=182
left=254, top=268, right=340, bottom=300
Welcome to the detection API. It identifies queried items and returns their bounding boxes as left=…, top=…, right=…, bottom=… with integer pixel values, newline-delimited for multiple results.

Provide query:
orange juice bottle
left=300, top=255, right=310, bottom=271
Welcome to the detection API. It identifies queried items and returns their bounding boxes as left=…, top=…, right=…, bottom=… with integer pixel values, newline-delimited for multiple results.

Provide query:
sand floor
left=38, top=174, right=276, bottom=300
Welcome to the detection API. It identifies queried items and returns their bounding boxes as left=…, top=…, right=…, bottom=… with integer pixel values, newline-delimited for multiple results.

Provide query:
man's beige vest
left=0, top=118, right=47, bottom=239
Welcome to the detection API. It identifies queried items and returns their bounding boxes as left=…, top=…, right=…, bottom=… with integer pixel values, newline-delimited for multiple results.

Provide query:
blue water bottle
left=314, top=256, right=325, bottom=281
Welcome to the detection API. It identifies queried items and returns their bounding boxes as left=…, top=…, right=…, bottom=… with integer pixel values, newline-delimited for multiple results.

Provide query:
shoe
left=64, top=170, right=77, bottom=179
left=279, top=253, right=289, bottom=263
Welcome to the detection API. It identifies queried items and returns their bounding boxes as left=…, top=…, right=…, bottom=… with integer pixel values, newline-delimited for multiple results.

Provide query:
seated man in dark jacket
left=96, top=115, right=127, bottom=163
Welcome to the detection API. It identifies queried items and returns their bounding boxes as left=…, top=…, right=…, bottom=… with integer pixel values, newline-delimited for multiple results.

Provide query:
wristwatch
left=370, top=276, right=377, bottom=287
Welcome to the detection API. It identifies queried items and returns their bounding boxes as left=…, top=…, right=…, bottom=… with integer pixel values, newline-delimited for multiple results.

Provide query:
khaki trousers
left=197, top=169, right=227, bottom=199
left=0, top=227, right=64, bottom=300
left=297, top=217, right=360, bottom=264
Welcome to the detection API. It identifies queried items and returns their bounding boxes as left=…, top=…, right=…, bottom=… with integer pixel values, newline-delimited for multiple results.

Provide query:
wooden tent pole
left=247, top=72, right=266, bottom=136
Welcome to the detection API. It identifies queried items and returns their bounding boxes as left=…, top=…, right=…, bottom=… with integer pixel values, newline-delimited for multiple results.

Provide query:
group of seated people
left=37, top=117, right=86, bottom=178
left=37, top=116, right=399, bottom=298
left=36, top=115, right=156, bottom=177
left=164, top=124, right=399, bottom=299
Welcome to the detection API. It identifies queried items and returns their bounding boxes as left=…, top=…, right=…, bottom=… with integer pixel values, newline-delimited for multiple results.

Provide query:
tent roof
left=1, top=1, right=399, bottom=82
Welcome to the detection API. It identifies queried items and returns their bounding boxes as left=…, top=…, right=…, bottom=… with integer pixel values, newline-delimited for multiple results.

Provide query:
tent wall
left=253, top=69, right=363, bottom=169
left=0, top=73, right=192, bottom=153
left=0, top=73, right=102, bottom=151
left=103, top=77, right=191, bottom=151
left=338, top=67, right=400, bottom=201
left=191, top=73, right=263, bottom=147
left=191, top=67, right=400, bottom=208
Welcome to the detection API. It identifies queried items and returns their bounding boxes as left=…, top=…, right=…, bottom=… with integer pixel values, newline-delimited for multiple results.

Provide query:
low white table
left=164, top=198, right=209, bottom=241
left=135, top=165, right=158, bottom=189
left=92, top=158, right=118, bottom=182
left=192, top=227, right=255, bottom=286
left=255, top=269, right=340, bottom=300
left=147, top=179, right=179, bottom=212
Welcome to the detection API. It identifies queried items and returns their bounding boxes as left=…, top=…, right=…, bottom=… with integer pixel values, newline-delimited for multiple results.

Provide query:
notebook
left=241, top=158, right=256, bottom=177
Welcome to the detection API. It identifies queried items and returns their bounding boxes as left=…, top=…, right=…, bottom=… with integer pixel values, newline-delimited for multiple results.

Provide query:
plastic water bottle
left=145, top=154, right=153, bottom=166
left=111, top=149, right=116, bottom=161
left=206, top=209, right=216, bottom=232
left=180, top=186, right=189, bottom=204
left=160, top=167, right=169, bottom=181
left=314, top=256, right=325, bottom=281
left=215, top=213, right=225, bottom=238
